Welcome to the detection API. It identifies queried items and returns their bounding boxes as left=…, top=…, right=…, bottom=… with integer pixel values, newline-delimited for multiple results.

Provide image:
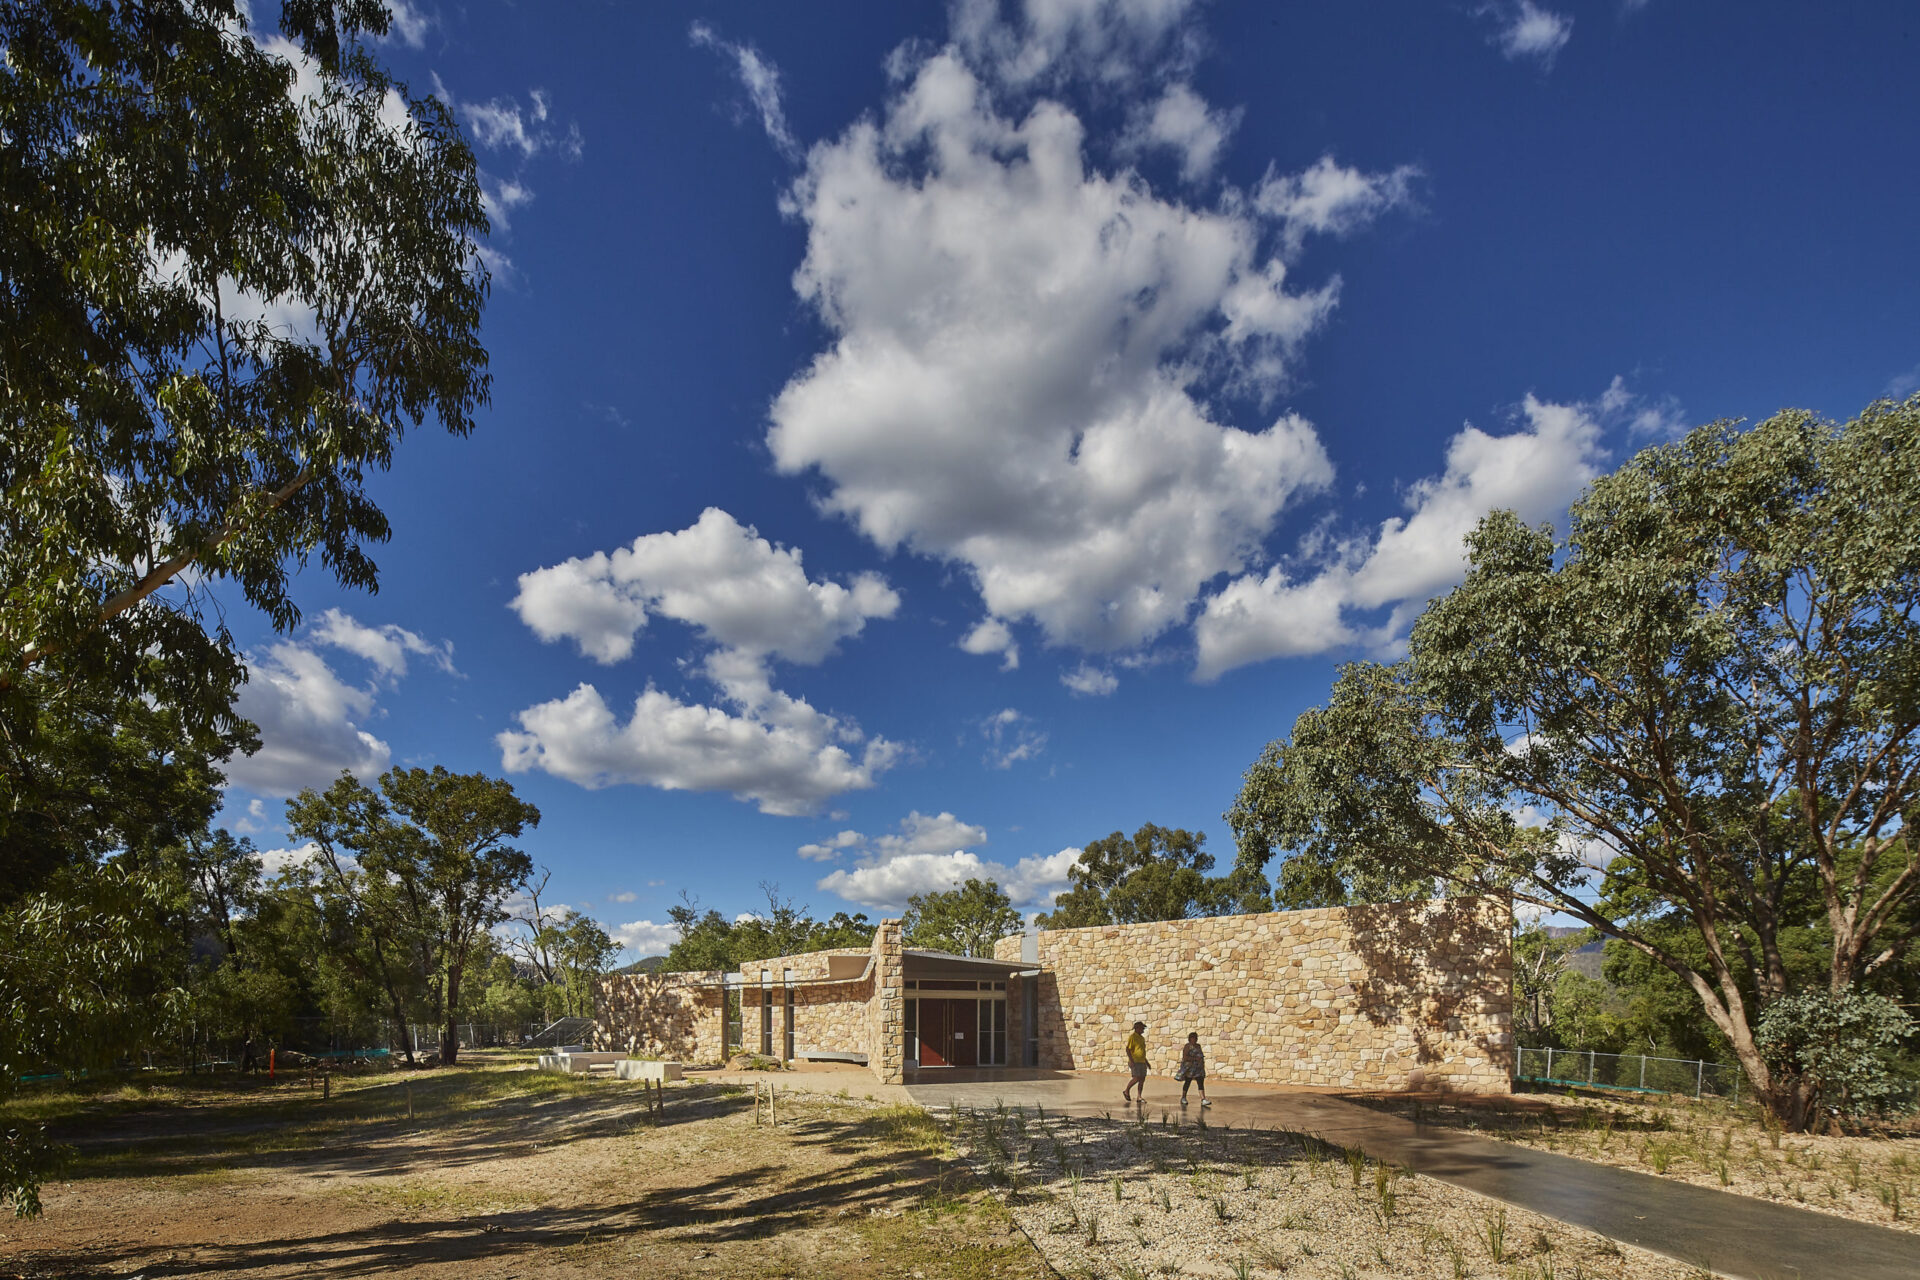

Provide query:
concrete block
left=615, top=1059, right=684, bottom=1082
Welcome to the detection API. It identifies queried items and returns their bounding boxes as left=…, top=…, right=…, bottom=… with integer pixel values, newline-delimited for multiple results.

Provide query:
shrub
left=1756, top=989, right=1916, bottom=1120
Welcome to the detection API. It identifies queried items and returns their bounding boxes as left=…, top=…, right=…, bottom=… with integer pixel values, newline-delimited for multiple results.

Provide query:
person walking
left=1177, top=1032, right=1211, bottom=1108
left=1121, top=1021, right=1150, bottom=1104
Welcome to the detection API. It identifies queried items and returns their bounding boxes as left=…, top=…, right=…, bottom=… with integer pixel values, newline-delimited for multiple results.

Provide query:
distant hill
left=614, top=956, right=667, bottom=975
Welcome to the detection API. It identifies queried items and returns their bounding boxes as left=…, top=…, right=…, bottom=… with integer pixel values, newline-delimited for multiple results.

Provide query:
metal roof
left=903, top=949, right=1029, bottom=972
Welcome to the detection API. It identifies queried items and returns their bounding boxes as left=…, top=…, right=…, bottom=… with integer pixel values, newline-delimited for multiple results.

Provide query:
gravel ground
left=1356, top=1092, right=1920, bottom=1236
left=946, top=1101, right=1709, bottom=1280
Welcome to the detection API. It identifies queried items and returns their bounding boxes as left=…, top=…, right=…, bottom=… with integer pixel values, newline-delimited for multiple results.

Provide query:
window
left=760, top=969, right=772, bottom=1056
left=783, top=969, right=795, bottom=1060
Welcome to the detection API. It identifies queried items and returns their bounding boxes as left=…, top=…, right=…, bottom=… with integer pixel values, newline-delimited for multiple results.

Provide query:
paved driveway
left=903, top=1070, right=1918, bottom=1280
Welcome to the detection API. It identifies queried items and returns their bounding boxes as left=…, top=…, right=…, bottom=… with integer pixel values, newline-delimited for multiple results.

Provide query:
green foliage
left=902, top=878, right=1021, bottom=957
left=537, top=909, right=620, bottom=1018
left=663, top=884, right=873, bottom=972
left=0, top=864, right=174, bottom=1215
left=1038, top=824, right=1263, bottom=928
left=1, top=1, right=491, bottom=1210
left=286, top=767, right=537, bottom=1063
left=1, top=0, right=488, bottom=877
left=1756, top=988, right=1917, bottom=1119
left=1229, top=398, right=1920, bottom=1127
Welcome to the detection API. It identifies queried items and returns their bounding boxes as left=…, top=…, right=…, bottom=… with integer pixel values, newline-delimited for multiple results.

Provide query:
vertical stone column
left=868, top=918, right=905, bottom=1084
left=779, top=972, right=792, bottom=1065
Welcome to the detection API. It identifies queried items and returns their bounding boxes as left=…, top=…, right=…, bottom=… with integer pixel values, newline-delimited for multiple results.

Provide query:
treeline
left=659, top=823, right=1260, bottom=972
left=8, top=765, right=618, bottom=1081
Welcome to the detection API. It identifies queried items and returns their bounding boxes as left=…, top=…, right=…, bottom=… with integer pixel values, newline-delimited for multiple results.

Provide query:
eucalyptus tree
left=902, top=877, right=1021, bottom=957
left=1038, top=823, right=1264, bottom=928
left=1228, top=397, right=1920, bottom=1129
left=1, top=0, right=490, bottom=859
left=288, top=767, right=538, bottom=1064
left=2, top=1, right=489, bottom=1208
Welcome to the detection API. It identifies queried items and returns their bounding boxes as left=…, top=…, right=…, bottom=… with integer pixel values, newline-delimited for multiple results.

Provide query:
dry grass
left=0, top=1055, right=1051, bottom=1280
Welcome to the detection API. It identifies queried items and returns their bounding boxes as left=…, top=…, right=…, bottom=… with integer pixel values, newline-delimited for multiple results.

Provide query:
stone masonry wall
left=740, top=949, right=873, bottom=1063
left=593, top=971, right=727, bottom=1064
left=868, top=919, right=905, bottom=1084
left=1022, top=896, right=1513, bottom=1093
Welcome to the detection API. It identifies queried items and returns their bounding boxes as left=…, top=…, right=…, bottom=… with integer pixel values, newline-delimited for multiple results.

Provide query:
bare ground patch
left=946, top=1099, right=1720, bottom=1280
left=0, top=1058, right=1050, bottom=1280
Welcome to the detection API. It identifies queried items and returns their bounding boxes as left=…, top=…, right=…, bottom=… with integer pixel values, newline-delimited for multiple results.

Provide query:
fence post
left=1731, top=1071, right=1739, bottom=1104
left=1639, top=1054, right=1646, bottom=1089
left=1589, top=1049, right=1596, bottom=1085
left=1695, top=1059, right=1704, bottom=1099
left=1544, top=1047, right=1552, bottom=1081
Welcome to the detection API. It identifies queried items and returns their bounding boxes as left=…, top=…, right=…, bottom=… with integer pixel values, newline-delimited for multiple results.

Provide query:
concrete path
left=902, top=1071, right=1920, bottom=1280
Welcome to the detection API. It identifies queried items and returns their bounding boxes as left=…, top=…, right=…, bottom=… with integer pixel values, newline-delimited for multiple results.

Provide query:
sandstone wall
left=869, top=919, right=906, bottom=1083
left=1026, top=896, right=1513, bottom=1093
left=593, top=971, right=727, bottom=1064
left=740, top=949, right=874, bottom=1062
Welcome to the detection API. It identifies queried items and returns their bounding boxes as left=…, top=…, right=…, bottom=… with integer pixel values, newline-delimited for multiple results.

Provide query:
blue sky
left=225, top=0, right=1920, bottom=957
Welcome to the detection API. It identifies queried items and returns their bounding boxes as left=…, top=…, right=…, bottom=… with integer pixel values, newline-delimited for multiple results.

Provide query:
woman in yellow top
left=1121, top=1020, right=1149, bottom=1103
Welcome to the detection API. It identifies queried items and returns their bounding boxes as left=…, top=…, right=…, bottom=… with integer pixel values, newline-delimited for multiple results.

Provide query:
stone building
left=593, top=894, right=1513, bottom=1093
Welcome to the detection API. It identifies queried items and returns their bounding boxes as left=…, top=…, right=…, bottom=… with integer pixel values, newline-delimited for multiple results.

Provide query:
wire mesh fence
left=1514, top=1045, right=1746, bottom=1100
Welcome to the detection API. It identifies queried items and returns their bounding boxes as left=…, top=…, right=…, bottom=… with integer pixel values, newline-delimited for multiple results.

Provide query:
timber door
left=915, top=999, right=978, bottom=1067
left=944, top=999, right=977, bottom=1066
left=917, top=999, right=951, bottom=1066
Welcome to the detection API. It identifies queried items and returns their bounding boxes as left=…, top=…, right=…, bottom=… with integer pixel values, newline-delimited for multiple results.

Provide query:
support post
left=1639, top=1054, right=1646, bottom=1089
left=1695, top=1059, right=1704, bottom=1099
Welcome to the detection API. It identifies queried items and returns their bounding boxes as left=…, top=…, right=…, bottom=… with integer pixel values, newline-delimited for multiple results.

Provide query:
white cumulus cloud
left=225, top=642, right=391, bottom=796
left=797, top=829, right=867, bottom=862
left=612, top=919, right=681, bottom=956
left=309, top=608, right=456, bottom=682
left=254, top=842, right=323, bottom=878
left=959, top=617, right=1020, bottom=671
left=498, top=679, right=900, bottom=818
left=1126, top=83, right=1240, bottom=183
left=511, top=508, right=899, bottom=667
left=1481, top=1, right=1574, bottom=70
left=817, top=826, right=1082, bottom=911
left=766, top=8, right=1424, bottom=660
left=1060, top=663, right=1119, bottom=697
left=1194, top=391, right=1610, bottom=679
left=222, top=612, right=460, bottom=798
left=1254, top=155, right=1421, bottom=259
left=504, top=514, right=902, bottom=816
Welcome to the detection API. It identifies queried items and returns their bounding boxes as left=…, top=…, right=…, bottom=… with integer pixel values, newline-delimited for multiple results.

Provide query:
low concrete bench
left=615, top=1059, right=683, bottom=1083
left=537, top=1051, right=625, bottom=1074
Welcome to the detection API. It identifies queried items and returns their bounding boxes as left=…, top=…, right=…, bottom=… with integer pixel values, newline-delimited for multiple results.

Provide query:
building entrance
left=914, top=998, right=978, bottom=1067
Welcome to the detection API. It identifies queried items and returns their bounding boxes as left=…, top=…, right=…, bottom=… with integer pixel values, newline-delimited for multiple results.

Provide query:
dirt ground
left=947, top=1100, right=1709, bottom=1280
left=0, top=1054, right=1049, bottom=1279
left=1348, top=1087, right=1920, bottom=1235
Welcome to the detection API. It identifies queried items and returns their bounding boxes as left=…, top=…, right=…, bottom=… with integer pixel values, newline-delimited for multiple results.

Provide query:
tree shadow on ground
left=13, top=1098, right=977, bottom=1278
left=50, top=1074, right=758, bottom=1183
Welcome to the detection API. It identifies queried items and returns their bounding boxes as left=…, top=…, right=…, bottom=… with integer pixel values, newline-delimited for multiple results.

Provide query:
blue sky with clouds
left=227, top=0, right=1920, bottom=957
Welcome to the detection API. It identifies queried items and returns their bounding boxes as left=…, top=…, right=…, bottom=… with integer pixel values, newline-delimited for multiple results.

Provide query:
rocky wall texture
left=1027, top=897, right=1513, bottom=1093
left=593, top=971, right=727, bottom=1064
left=740, top=949, right=874, bottom=1062
left=869, top=919, right=905, bottom=1084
